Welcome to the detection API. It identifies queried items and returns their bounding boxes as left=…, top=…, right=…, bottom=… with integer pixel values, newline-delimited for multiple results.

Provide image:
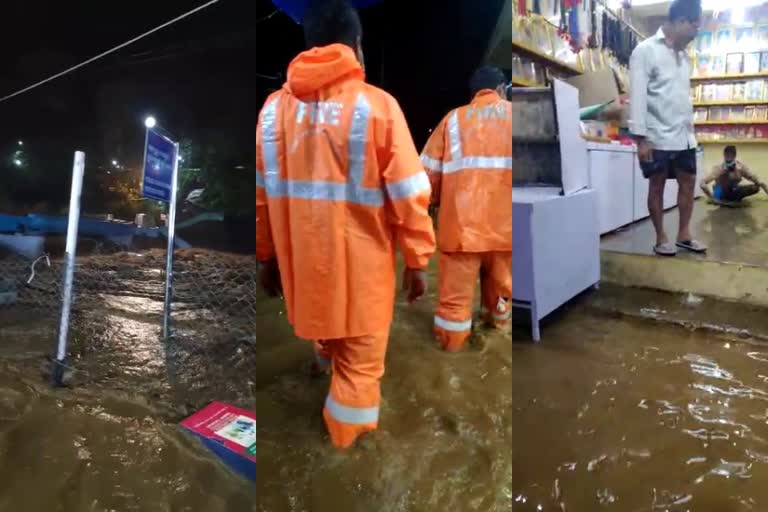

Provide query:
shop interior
left=511, top=0, right=768, bottom=340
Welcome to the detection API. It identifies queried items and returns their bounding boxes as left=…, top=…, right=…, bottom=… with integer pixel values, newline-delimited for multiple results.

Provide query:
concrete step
left=585, top=282, right=768, bottom=343
left=601, top=250, right=768, bottom=308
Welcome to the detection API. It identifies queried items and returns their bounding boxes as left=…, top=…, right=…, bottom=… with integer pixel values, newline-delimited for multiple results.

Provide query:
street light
left=17, top=141, right=23, bottom=146
left=144, top=116, right=157, bottom=129
left=13, top=159, right=22, bottom=167
left=112, top=160, right=118, bottom=166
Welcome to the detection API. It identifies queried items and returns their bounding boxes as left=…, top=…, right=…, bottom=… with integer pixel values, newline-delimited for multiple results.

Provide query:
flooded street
left=256, top=262, right=513, bottom=511
left=514, top=302, right=768, bottom=511
left=0, top=251, right=255, bottom=511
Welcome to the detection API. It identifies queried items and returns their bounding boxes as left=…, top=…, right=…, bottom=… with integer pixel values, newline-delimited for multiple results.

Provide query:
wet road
left=514, top=306, right=768, bottom=511
left=0, top=252, right=255, bottom=511
left=256, top=262, right=513, bottom=511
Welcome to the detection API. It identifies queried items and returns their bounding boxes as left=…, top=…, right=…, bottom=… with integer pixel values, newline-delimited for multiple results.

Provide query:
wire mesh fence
left=0, top=239, right=257, bottom=398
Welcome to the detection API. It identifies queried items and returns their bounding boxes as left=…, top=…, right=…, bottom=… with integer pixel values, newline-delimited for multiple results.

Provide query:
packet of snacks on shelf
left=702, top=84, right=716, bottom=102
left=715, top=84, right=732, bottom=101
left=746, top=80, right=765, bottom=100
left=515, top=17, right=536, bottom=46
left=731, top=82, right=746, bottom=101
left=554, top=40, right=580, bottom=69
left=710, top=106, right=723, bottom=120
left=512, top=55, right=522, bottom=81
left=745, top=106, right=756, bottom=120
left=744, top=52, right=761, bottom=74
left=730, top=106, right=745, bottom=121
left=689, top=86, right=698, bottom=102
left=531, top=16, right=553, bottom=56
left=694, top=107, right=709, bottom=121
left=521, top=58, right=536, bottom=83
left=758, top=25, right=768, bottom=49
left=756, top=105, right=768, bottom=120
left=511, top=16, right=527, bottom=44
left=696, top=55, right=712, bottom=76
left=711, top=56, right=726, bottom=75
left=726, top=53, right=744, bottom=75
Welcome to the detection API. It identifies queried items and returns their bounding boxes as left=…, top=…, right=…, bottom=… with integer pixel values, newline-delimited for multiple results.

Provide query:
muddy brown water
left=514, top=305, right=768, bottom=511
left=0, top=253, right=255, bottom=511
left=256, top=262, right=514, bottom=512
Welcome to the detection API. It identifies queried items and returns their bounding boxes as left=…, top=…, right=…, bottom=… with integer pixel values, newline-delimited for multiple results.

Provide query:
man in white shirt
left=629, top=0, right=705, bottom=257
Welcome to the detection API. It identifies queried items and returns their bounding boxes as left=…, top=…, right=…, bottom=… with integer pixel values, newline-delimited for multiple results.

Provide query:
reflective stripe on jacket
left=256, top=44, right=436, bottom=340
left=421, top=90, right=512, bottom=252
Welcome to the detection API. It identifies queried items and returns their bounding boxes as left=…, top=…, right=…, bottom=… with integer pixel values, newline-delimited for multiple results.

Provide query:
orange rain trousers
left=313, top=332, right=389, bottom=449
left=434, top=251, right=512, bottom=352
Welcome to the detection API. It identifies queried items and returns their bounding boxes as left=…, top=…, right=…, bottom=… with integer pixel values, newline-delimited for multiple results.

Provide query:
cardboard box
left=565, top=68, right=620, bottom=108
left=180, top=402, right=255, bottom=481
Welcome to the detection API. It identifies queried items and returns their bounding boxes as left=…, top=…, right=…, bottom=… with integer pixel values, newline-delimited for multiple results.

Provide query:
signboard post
left=52, top=151, right=86, bottom=387
left=141, top=127, right=180, bottom=341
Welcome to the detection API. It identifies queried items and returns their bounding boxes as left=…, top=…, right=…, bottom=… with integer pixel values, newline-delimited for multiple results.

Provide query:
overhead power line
left=0, top=0, right=222, bottom=105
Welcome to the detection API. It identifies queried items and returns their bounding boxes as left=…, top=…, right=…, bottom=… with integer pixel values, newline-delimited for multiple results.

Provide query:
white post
left=54, top=152, right=85, bottom=381
left=162, top=143, right=180, bottom=340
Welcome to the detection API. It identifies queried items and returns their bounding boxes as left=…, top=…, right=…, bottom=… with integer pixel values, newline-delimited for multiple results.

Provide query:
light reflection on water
left=0, top=286, right=254, bottom=510
left=513, top=309, right=768, bottom=510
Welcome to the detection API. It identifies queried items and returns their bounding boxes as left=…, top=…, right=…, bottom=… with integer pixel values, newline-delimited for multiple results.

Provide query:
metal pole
left=53, top=151, right=85, bottom=386
left=162, top=142, right=180, bottom=340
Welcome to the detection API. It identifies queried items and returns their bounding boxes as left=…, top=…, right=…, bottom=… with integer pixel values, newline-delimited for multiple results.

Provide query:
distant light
left=17, top=141, right=23, bottom=146
left=144, top=116, right=157, bottom=129
left=177, top=155, right=184, bottom=162
left=13, top=159, right=22, bottom=166
left=112, top=160, right=118, bottom=166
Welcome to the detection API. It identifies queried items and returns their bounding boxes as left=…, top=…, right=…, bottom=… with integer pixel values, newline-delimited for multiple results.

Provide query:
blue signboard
left=142, top=129, right=177, bottom=203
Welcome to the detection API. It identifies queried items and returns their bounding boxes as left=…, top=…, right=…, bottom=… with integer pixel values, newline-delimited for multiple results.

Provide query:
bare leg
left=648, top=173, right=667, bottom=246
left=676, top=172, right=696, bottom=242
left=732, top=184, right=760, bottom=201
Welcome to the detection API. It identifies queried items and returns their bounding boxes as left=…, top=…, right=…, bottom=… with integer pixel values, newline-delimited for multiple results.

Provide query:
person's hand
left=636, top=138, right=653, bottom=162
left=402, top=268, right=427, bottom=304
left=260, top=259, right=282, bottom=298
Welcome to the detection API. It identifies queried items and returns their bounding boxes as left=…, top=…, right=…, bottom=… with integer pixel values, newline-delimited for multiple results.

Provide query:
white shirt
left=629, top=27, right=697, bottom=151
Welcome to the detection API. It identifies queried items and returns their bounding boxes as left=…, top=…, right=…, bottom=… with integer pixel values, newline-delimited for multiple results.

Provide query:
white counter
left=512, top=187, right=600, bottom=341
left=587, top=142, right=704, bottom=235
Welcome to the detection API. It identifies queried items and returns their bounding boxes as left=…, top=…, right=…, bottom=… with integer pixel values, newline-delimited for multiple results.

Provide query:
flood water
left=256, top=262, right=514, bottom=511
left=0, top=251, right=255, bottom=511
left=514, top=306, right=768, bottom=511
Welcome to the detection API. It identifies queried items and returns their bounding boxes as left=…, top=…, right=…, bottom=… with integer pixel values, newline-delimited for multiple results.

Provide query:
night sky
left=0, top=0, right=258, bottom=171
left=0, top=0, right=503, bottom=175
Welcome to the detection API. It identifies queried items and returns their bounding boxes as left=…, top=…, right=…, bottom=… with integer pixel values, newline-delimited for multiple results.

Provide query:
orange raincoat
left=421, top=90, right=512, bottom=351
left=256, top=44, right=436, bottom=448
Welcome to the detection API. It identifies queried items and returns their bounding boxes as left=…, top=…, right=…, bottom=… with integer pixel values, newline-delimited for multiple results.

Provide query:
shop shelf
left=697, top=138, right=768, bottom=144
left=691, top=72, right=768, bottom=82
left=512, top=40, right=583, bottom=75
left=695, top=120, right=768, bottom=125
left=693, top=100, right=768, bottom=106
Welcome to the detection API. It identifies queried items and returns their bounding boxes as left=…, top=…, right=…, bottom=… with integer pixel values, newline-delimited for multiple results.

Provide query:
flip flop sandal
left=653, top=242, right=677, bottom=256
left=676, top=240, right=707, bottom=253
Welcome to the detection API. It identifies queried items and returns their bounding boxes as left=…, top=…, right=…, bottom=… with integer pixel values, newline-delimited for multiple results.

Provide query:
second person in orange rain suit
left=421, top=66, right=512, bottom=352
left=255, top=0, right=436, bottom=449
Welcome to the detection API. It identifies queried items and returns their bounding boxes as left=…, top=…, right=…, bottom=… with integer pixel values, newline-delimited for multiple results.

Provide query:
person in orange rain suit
left=255, top=0, right=436, bottom=449
left=420, top=66, right=512, bottom=352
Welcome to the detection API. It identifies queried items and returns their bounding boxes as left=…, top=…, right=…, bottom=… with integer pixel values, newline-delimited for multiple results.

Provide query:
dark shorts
left=639, top=148, right=697, bottom=179
left=714, top=183, right=760, bottom=202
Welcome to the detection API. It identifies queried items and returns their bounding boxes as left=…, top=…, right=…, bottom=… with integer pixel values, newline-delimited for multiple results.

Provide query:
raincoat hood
left=472, top=89, right=502, bottom=103
left=285, top=44, right=365, bottom=98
